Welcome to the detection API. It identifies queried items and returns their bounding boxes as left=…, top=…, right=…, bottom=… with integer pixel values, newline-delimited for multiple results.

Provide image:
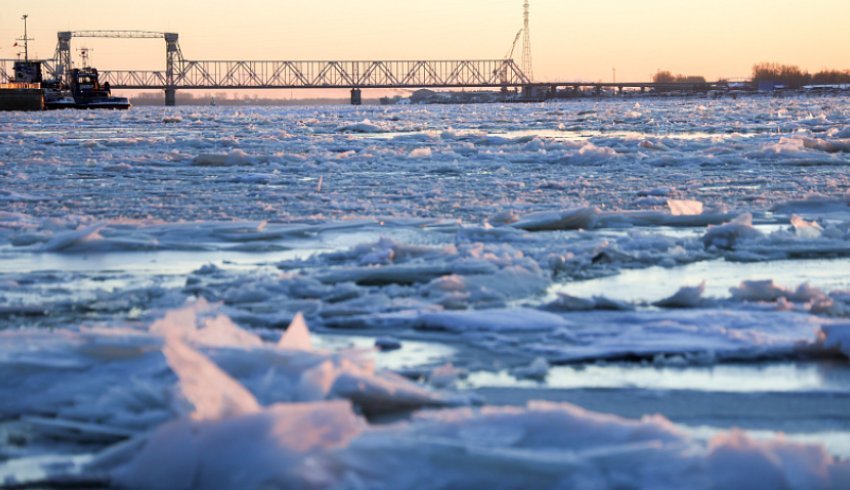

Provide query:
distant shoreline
left=125, top=87, right=849, bottom=107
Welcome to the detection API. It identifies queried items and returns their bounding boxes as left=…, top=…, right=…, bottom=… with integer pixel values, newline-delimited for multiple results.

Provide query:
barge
left=0, top=82, right=44, bottom=111
left=0, top=60, right=44, bottom=111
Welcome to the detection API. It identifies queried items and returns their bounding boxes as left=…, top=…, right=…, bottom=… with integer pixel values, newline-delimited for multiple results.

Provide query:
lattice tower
left=521, top=1, right=534, bottom=81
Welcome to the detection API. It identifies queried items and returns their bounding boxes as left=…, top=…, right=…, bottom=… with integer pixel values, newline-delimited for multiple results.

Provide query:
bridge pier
left=165, top=88, right=177, bottom=107
left=350, top=88, right=362, bottom=106
left=165, top=33, right=180, bottom=107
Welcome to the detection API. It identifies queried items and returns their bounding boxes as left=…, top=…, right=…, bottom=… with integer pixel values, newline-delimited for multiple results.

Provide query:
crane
left=495, top=29, right=523, bottom=84
left=505, top=29, right=523, bottom=61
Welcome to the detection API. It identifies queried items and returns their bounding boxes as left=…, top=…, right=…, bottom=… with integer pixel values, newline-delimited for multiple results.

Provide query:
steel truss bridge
left=99, top=59, right=529, bottom=90
left=0, top=30, right=722, bottom=106
left=1, top=30, right=531, bottom=105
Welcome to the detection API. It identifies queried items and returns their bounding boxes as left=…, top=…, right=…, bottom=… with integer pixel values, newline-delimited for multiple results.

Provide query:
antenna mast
left=18, top=14, right=34, bottom=61
left=77, top=47, right=93, bottom=68
left=521, top=1, right=534, bottom=81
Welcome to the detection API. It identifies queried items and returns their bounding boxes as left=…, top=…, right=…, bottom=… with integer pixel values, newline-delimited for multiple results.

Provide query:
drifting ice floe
left=702, top=213, right=763, bottom=250
left=512, top=207, right=600, bottom=231
left=654, top=282, right=707, bottom=308
left=337, top=119, right=387, bottom=133
left=416, top=308, right=572, bottom=333
left=192, top=149, right=257, bottom=166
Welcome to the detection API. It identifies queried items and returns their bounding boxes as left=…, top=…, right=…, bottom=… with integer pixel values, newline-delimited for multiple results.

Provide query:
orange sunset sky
left=2, top=0, right=848, bottom=85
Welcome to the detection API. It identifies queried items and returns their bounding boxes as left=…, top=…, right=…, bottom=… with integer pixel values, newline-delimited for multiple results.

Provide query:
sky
left=1, top=0, right=849, bottom=85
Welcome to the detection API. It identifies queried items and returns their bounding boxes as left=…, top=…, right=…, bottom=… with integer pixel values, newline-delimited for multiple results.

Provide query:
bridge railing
left=99, top=70, right=168, bottom=87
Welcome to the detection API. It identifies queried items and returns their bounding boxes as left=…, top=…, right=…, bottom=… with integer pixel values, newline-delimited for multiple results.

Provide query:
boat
left=67, top=67, right=130, bottom=110
left=2, top=15, right=128, bottom=111
left=0, top=16, right=44, bottom=112
left=0, top=61, right=44, bottom=111
left=0, top=80, right=44, bottom=111
left=7, top=60, right=75, bottom=111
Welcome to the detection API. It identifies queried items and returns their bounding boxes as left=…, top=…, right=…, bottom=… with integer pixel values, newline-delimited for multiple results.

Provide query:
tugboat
left=67, top=66, right=130, bottom=110
left=62, top=47, right=129, bottom=110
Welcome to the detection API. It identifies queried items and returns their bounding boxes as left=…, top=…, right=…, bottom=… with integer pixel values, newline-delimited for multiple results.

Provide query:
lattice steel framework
left=97, top=59, right=529, bottom=89
left=3, top=57, right=720, bottom=93
left=521, top=0, right=534, bottom=82
left=51, top=31, right=181, bottom=84
left=0, top=61, right=12, bottom=82
left=36, top=30, right=529, bottom=89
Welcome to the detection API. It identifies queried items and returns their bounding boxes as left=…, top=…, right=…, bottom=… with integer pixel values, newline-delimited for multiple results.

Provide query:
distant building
left=410, top=89, right=439, bottom=104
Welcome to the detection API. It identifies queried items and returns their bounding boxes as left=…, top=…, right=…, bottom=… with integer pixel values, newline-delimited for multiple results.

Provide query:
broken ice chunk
left=429, top=363, right=461, bottom=389
left=668, top=199, right=704, bottom=217
left=278, top=313, right=313, bottom=351
left=43, top=224, right=104, bottom=252
left=407, top=147, right=433, bottom=159
left=416, top=308, right=572, bottom=333
left=730, top=280, right=789, bottom=303
left=543, top=293, right=597, bottom=312
left=512, top=357, right=550, bottom=381
left=654, top=282, right=706, bottom=308
left=819, top=323, right=850, bottom=359
left=191, top=149, right=255, bottom=166
left=375, top=337, right=402, bottom=352
left=512, top=207, right=599, bottom=232
left=790, top=215, right=824, bottom=239
left=702, top=213, right=762, bottom=250
left=164, top=337, right=261, bottom=421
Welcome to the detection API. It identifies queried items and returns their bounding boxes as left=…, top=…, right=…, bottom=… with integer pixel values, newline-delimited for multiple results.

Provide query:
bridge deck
left=2, top=57, right=725, bottom=92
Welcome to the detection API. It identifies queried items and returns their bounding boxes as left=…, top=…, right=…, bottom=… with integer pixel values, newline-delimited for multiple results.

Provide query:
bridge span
left=0, top=30, right=723, bottom=106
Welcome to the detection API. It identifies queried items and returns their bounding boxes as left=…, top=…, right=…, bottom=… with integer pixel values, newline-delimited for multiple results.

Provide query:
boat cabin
left=70, top=68, right=112, bottom=98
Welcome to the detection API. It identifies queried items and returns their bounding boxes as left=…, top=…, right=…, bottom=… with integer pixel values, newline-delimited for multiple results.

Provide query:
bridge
left=1, top=30, right=532, bottom=106
left=0, top=30, right=723, bottom=106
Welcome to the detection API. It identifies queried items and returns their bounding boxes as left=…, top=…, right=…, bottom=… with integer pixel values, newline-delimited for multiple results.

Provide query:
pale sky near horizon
left=1, top=0, right=848, bottom=84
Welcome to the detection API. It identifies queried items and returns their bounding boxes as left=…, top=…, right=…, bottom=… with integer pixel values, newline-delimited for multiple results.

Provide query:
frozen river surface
left=2, top=97, right=850, bottom=488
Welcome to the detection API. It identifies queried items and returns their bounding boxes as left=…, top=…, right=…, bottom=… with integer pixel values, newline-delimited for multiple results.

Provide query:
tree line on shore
left=653, top=63, right=850, bottom=88
left=651, top=71, right=707, bottom=84
left=751, top=63, right=850, bottom=88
